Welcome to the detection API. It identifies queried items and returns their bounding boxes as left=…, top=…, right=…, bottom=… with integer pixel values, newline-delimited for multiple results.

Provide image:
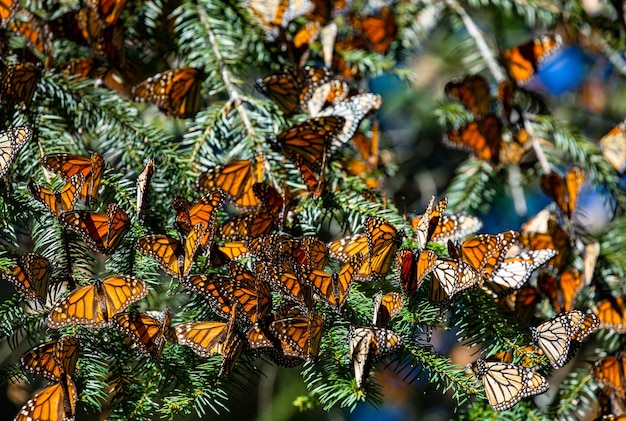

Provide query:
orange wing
left=502, top=34, right=563, bottom=85
left=28, top=175, right=83, bottom=216
left=445, top=74, right=491, bottom=117
left=15, top=374, right=77, bottom=421
left=41, top=152, right=104, bottom=202
left=131, top=67, right=204, bottom=118
left=62, top=202, right=130, bottom=255
left=19, top=336, right=78, bottom=382
left=135, top=225, right=203, bottom=278
left=3, top=252, right=51, bottom=304
left=595, top=296, right=626, bottom=333
left=372, top=291, right=403, bottom=327
left=47, top=275, right=147, bottom=328
left=540, top=166, right=585, bottom=218
left=196, top=156, right=264, bottom=209
left=0, top=62, right=41, bottom=106
left=112, top=310, right=172, bottom=357
left=443, top=114, right=503, bottom=163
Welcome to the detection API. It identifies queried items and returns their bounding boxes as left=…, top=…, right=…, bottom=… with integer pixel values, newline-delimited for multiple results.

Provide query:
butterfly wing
left=100, top=275, right=148, bottom=321
left=0, top=126, right=32, bottom=178
left=19, top=337, right=78, bottom=382
left=4, top=253, right=51, bottom=304
left=14, top=374, right=77, bottom=421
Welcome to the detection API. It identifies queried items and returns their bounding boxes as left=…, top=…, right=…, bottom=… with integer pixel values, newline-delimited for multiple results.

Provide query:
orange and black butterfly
left=540, top=166, right=585, bottom=218
left=410, top=196, right=449, bottom=250
left=348, top=6, right=397, bottom=55
left=318, top=93, right=382, bottom=149
left=14, top=373, right=78, bottom=421
left=133, top=160, right=154, bottom=221
left=174, top=312, right=243, bottom=376
left=112, top=309, right=174, bottom=358
left=520, top=208, right=571, bottom=270
left=41, top=152, right=104, bottom=203
left=445, top=74, right=491, bottom=117
left=0, top=61, right=41, bottom=106
left=2, top=252, right=50, bottom=304
left=135, top=224, right=204, bottom=279
left=247, top=234, right=329, bottom=271
left=305, top=79, right=349, bottom=117
left=28, top=175, right=83, bottom=217
left=449, top=230, right=520, bottom=283
left=47, top=275, right=147, bottom=328
left=255, top=261, right=314, bottom=310
left=131, top=67, right=205, bottom=118
left=268, top=306, right=324, bottom=361
left=85, top=0, right=127, bottom=26
left=428, top=257, right=482, bottom=304
left=0, top=0, right=18, bottom=26
left=62, top=203, right=130, bottom=255
left=501, top=34, right=563, bottom=85
left=592, top=353, right=626, bottom=398
left=396, top=248, right=437, bottom=297
left=256, top=65, right=332, bottom=115
left=218, top=209, right=275, bottom=242
left=600, top=119, right=626, bottom=173
left=19, top=336, right=78, bottom=382
left=307, top=253, right=363, bottom=311
left=7, top=10, right=53, bottom=59
left=182, top=261, right=272, bottom=326
left=195, top=155, right=264, bottom=210
left=0, top=126, right=32, bottom=178
left=372, top=291, right=403, bottom=327
left=443, top=114, right=503, bottom=164
left=173, top=190, right=224, bottom=251
left=349, top=326, right=404, bottom=388
left=537, top=268, right=584, bottom=314
left=248, top=0, right=313, bottom=37
left=594, top=296, right=626, bottom=334
left=329, top=216, right=403, bottom=281
left=530, top=310, right=599, bottom=368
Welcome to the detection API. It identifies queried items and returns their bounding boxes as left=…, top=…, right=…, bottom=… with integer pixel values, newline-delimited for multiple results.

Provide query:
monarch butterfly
left=349, top=326, right=405, bottom=388
left=41, top=152, right=104, bottom=203
left=195, top=155, right=264, bottom=209
left=0, top=126, right=32, bottom=178
left=247, top=234, right=329, bottom=270
left=594, top=296, right=626, bottom=333
left=520, top=209, right=571, bottom=270
left=174, top=313, right=244, bottom=376
left=443, top=114, right=503, bottom=164
left=173, top=190, right=224, bottom=251
left=372, top=291, right=403, bottom=327
left=348, top=6, right=397, bottom=54
left=256, top=65, right=332, bottom=115
left=28, top=175, right=83, bottom=217
left=131, top=67, right=205, bottom=118
left=136, top=159, right=154, bottom=220
left=209, top=241, right=250, bottom=266
left=307, top=253, right=362, bottom=311
left=452, top=230, right=520, bottom=282
left=135, top=224, right=204, bottom=279
left=14, top=373, right=78, bottom=421
left=540, top=166, right=585, bottom=218
left=410, top=196, right=449, bottom=250
left=501, top=34, right=563, bottom=85
left=253, top=181, right=286, bottom=224
left=0, top=61, right=41, bottom=106
left=482, top=248, right=557, bottom=298
left=7, top=10, right=53, bottom=58
left=468, top=358, right=549, bottom=411
left=429, top=258, right=482, bottom=304
left=268, top=308, right=323, bottom=361
left=218, top=210, right=275, bottom=242
left=0, top=0, right=17, bottom=25
left=530, top=310, right=599, bottom=368
left=19, top=337, right=78, bottom=382
left=445, top=74, right=491, bottom=117
left=182, top=261, right=272, bottom=326
left=2, top=252, right=51, bottom=304
left=397, top=248, right=437, bottom=297
left=305, top=79, right=349, bottom=117
left=61, top=203, right=130, bottom=255
left=255, top=261, right=314, bottom=310
left=85, top=0, right=127, bottom=26
left=47, top=275, right=147, bottom=328
left=502, top=283, right=541, bottom=324
left=537, top=268, right=584, bottom=314
left=591, top=353, right=626, bottom=398
left=317, top=93, right=383, bottom=149
left=329, top=216, right=403, bottom=281
left=248, top=0, right=313, bottom=37
left=112, top=310, right=173, bottom=357
left=599, top=119, right=626, bottom=173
